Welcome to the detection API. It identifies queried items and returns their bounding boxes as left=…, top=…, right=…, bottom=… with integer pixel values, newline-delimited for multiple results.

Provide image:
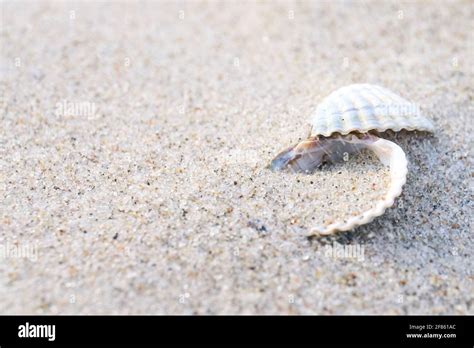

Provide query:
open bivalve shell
left=270, top=84, right=435, bottom=235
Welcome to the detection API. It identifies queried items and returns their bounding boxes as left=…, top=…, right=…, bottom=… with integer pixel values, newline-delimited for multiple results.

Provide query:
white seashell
left=310, top=84, right=435, bottom=137
left=270, top=84, right=435, bottom=236
left=309, top=134, right=408, bottom=235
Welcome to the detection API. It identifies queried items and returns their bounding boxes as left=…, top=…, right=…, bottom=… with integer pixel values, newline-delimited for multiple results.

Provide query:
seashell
left=311, top=84, right=435, bottom=137
left=270, top=84, right=435, bottom=235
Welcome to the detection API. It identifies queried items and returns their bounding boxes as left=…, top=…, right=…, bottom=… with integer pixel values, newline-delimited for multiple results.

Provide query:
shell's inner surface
left=291, top=151, right=390, bottom=228
left=271, top=133, right=380, bottom=173
left=269, top=133, right=408, bottom=234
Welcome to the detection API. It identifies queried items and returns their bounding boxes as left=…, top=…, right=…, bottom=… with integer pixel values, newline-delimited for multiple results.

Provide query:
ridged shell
left=310, top=84, right=435, bottom=137
left=308, top=135, right=408, bottom=235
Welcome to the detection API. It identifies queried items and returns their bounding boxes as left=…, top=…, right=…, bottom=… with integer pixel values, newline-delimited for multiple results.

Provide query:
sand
left=0, top=0, right=472, bottom=314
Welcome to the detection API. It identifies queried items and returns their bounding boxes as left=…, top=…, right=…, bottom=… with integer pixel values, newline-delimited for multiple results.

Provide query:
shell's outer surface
left=310, top=84, right=435, bottom=137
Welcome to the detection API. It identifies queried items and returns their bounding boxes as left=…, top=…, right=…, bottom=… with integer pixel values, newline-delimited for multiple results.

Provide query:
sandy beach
left=0, top=0, right=472, bottom=314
